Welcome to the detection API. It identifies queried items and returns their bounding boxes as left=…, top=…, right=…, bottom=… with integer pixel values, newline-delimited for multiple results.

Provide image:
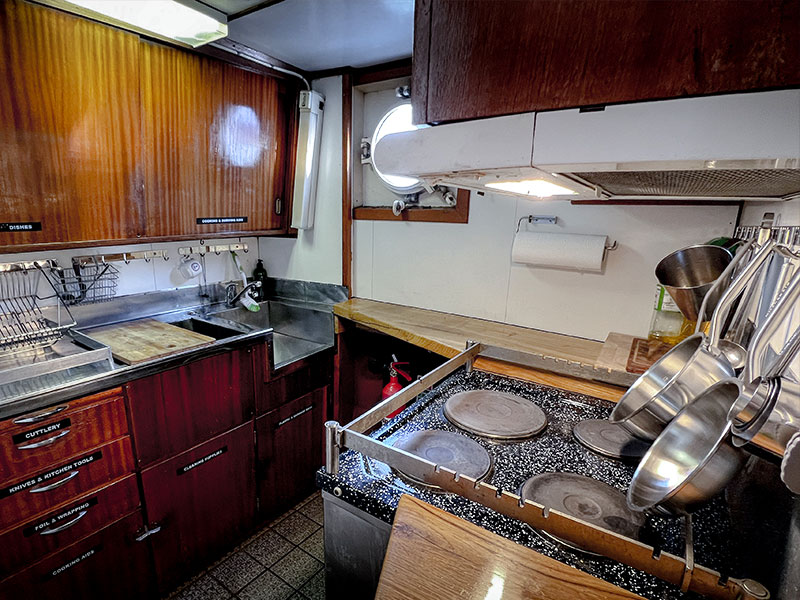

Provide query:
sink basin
left=167, top=318, right=244, bottom=341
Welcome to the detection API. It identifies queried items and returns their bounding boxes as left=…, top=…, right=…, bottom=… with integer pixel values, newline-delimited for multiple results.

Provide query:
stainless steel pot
left=627, top=380, right=747, bottom=516
left=611, top=240, right=774, bottom=441
left=655, top=245, right=733, bottom=321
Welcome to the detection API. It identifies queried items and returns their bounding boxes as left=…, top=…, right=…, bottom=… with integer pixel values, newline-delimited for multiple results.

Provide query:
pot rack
left=324, top=342, right=770, bottom=600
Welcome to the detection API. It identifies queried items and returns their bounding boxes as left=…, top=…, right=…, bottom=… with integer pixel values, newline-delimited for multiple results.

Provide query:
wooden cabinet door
left=256, top=386, right=327, bottom=519
left=141, top=423, right=255, bottom=593
left=414, top=0, right=800, bottom=123
left=0, top=0, right=144, bottom=249
left=142, top=41, right=289, bottom=237
left=126, top=348, right=255, bottom=467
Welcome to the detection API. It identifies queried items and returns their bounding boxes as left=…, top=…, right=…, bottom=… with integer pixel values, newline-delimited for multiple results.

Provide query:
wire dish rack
left=48, top=260, right=120, bottom=306
left=0, top=261, right=77, bottom=355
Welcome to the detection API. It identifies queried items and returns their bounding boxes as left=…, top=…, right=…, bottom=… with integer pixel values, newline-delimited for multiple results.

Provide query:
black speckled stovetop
left=317, top=367, right=753, bottom=600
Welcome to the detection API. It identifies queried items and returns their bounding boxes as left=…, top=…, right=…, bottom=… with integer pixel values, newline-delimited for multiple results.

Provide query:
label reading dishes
left=196, top=217, right=247, bottom=225
left=177, top=446, right=227, bottom=476
left=0, top=450, right=102, bottom=499
left=0, top=222, right=42, bottom=232
left=12, top=418, right=71, bottom=444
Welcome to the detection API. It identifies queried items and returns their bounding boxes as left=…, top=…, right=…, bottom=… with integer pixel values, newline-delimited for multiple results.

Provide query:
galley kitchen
left=1, top=1, right=799, bottom=599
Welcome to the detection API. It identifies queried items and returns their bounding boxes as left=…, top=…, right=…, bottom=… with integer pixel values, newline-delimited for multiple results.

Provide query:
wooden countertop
left=333, top=298, right=630, bottom=402
left=375, top=495, right=644, bottom=600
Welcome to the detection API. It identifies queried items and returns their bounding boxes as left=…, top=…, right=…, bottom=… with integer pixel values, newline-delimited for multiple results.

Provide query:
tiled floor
left=168, top=493, right=325, bottom=600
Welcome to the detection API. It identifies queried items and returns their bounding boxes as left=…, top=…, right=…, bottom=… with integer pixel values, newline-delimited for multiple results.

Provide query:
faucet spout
left=225, top=281, right=262, bottom=308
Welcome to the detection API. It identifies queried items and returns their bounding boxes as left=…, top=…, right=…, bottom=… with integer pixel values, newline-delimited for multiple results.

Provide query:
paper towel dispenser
left=373, top=89, right=800, bottom=202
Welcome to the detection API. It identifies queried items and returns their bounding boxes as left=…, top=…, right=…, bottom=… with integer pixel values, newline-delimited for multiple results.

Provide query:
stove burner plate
left=519, top=472, right=645, bottom=556
left=392, top=430, right=492, bottom=490
left=573, top=419, right=649, bottom=460
left=443, top=390, right=547, bottom=439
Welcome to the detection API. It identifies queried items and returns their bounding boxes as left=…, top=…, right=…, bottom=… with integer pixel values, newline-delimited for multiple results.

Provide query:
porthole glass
left=371, top=103, right=425, bottom=194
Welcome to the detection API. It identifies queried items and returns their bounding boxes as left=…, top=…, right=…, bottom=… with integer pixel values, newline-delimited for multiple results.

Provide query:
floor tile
left=270, top=548, right=322, bottom=589
left=299, top=569, right=325, bottom=600
left=238, top=570, right=294, bottom=600
left=299, top=528, right=324, bottom=562
left=210, top=551, right=265, bottom=593
left=298, top=495, right=323, bottom=525
left=245, top=529, right=295, bottom=567
left=273, top=512, right=319, bottom=544
left=172, top=574, right=231, bottom=600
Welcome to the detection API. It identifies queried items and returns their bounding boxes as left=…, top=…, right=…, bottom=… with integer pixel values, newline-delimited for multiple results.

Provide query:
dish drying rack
left=48, top=259, right=120, bottom=306
left=0, top=260, right=77, bottom=354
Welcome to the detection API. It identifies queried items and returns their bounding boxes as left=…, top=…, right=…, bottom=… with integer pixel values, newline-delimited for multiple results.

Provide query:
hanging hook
left=123, top=253, right=131, bottom=265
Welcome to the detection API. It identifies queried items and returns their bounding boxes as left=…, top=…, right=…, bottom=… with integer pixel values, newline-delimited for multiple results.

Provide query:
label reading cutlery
left=0, top=221, right=42, bottom=232
left=196, top=217, right=247, bottom=225
left=24, top=497, right=98, bottom=537
left=46, top=545, right=102, bottom=580
left=177, top=446, right=227, bottom=476
left=12, top=418, right=71, bottom=444
left=0, top=450, right=102, bottom=499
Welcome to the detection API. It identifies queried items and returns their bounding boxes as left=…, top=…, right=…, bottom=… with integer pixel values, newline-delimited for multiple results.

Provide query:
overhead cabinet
left=413, top=0, right=800, bottom=123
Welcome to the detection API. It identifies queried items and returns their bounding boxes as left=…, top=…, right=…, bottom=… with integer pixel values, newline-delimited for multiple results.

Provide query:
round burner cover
left=392, top=430, right=492, bottom=487
left=573, top=419, right=650, bottom=460
left=519, top=472, right=645, bottom=555
left=443, top=390, right=547, bottom=439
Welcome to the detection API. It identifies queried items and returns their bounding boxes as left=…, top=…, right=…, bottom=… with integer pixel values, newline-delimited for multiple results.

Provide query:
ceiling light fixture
left=485, top=179, right=577, bottom=197
left=40, top=0, right=228, bottom=48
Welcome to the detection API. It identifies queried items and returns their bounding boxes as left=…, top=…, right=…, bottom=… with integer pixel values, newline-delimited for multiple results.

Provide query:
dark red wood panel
left=126, top=348, right=255, bottom=466
left=419, top=0, right=800, bottom=123
left=257, top=349, right=333, bottom=414
left=141, top=423, right=255, bottom=593
left=256, top=386, right=327, bottom=519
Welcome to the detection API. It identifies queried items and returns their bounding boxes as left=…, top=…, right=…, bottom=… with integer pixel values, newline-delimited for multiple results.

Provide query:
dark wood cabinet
left=0, top=0, right=144, bottom=248
left=142, top=42, right=291, bottom=237
left=141, top=423, right=255, bottom=593
left=256, top=386, right=327, bottom=518
left=125, top=348, right=255, bottom=467
left=413, top=0, right=800, bottom=123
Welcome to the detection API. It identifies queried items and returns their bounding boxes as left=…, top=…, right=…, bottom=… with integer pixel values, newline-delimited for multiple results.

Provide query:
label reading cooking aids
left=0, top=450, right=102, bottom=499
left=45, top=545, right=102, bottom=580
left=196, top=217, right=248, bottom=225
left=12, top=418, right=71, bottom=445
left=0, top=222, right=42, bottom=232
left=24, top=497, right=98, bottom=537
left=177, top=446, right=227, bottom=475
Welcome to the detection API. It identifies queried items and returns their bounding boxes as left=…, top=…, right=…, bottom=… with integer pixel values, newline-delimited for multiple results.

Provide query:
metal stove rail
left=323, top=342, right=769, bottom=600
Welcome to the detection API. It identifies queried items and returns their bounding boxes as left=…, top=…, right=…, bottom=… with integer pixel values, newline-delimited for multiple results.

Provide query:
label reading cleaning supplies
left=0, top=222, right=42, bottom=232
left=23, top=497, right=98, bottom=537
left=12, top=418, right=71, bottom=445
left=177, top=446, right=227, bottom=475
left=196, top=217, right=248, bottom=225
left=0, top=450, right=102, bottom=499
left=45, top=545, right=102, bottom=580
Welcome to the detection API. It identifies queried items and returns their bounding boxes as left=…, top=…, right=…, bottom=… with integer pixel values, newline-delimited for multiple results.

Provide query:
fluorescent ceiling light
left=45, top=0, right=228, bottom=48
left=485, top=179, right=577, bottom=197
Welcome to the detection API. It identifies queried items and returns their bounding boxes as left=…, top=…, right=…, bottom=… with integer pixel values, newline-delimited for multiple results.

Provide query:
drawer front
left=0, top=437, right=135, bottom=531
left=127, top=348, right=255, bottom=466
left=257, top=350, right=332, bottom=414
left=142, top=422, right=255, bottom=593
left=0, top=389, right=128, bottom=486
left=0, top=474, right=139, bottom=576
left=0, top=510, right=153, bottom=600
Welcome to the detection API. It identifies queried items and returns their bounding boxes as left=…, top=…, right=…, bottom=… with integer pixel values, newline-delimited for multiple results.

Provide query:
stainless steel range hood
left=373, top=90, right=800, bottom=202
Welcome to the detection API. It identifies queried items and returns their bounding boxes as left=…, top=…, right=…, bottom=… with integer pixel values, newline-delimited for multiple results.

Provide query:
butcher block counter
left=333, top=298, right=632, bottom=402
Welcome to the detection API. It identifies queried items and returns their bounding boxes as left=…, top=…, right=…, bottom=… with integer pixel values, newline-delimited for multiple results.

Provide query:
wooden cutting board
left=375, top=495, right=644, bottom=600
left=87, top=319, right=215, bottom=365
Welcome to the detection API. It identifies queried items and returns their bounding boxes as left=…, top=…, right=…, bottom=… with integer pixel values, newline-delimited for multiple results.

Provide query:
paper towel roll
left=511, top=231, right=608, bottom=273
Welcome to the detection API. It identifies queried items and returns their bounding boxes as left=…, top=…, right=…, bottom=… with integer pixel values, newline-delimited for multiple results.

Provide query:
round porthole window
left=371, top=103, right=425, bottom=194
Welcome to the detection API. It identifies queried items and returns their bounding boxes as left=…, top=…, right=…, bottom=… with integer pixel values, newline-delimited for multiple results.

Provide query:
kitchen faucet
left=225, top=281, right=262, bottom=308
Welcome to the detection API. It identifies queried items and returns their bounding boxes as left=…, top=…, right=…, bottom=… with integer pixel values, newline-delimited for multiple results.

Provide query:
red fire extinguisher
left=383, top=359, right=412, bottom=418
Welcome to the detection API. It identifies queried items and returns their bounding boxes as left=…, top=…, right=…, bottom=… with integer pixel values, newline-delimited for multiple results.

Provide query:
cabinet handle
left=275, top=405, right=314, bottom=429
left=135, top=523, right=162, bottom=542
left=13, top=405, right=69, bottom=425
left=39, top=510, right=87, bottom=535
left=275, top=197, right=283, bottom=215
left=29, top=470, right=80, bottom=493
left=17, top=429, right=70, bottom=450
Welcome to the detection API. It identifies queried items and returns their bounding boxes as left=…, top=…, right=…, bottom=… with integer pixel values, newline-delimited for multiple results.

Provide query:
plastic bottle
left=647, top=285, right=694, bottom=346
left=252, top=259, right=268, bottom=302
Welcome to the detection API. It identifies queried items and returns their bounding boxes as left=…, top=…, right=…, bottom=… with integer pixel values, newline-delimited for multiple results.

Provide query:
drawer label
left=196, top=216, right=247, bottom=225
left=0, top=221, right=42, bottom=232
left=0, top=450, right=102, bottom=499
left=45, top=544, right=102, bottom=580
left=177, top=446, right=228, bottom=476
left=24, top=497, right=98, bottom=537
left=12, top=418, right=71, bottom=444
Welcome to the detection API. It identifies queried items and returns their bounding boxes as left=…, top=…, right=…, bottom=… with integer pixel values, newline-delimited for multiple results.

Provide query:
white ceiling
left=221, top=0, right=414, bottom=71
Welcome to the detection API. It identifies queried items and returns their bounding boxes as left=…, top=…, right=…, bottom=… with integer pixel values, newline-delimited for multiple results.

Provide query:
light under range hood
left=373, top=89, right=800, bottom=202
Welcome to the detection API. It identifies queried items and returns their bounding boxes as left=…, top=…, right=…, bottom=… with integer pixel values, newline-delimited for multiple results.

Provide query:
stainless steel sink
left=210, top=301, right=333, bottom=369
left=167, top=317, right=245, bottom=341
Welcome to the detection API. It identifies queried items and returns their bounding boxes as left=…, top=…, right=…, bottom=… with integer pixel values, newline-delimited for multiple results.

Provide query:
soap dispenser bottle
left=253, top=259, right=268, bottom=301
